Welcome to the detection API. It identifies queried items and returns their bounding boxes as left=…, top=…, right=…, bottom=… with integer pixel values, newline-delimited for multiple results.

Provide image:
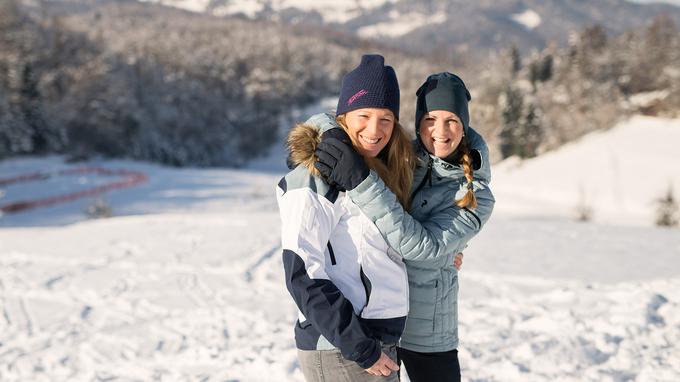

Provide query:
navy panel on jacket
left=282, top=249, right=381, bottom=368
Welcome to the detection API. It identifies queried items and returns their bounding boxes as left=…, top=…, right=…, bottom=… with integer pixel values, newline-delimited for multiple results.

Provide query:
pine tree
left=529, top=54, right=553, bottom=88
left=519, top=103, right=543, bottom=158
left=510, top=44, right=521, bottom=78
left=20, top=62, right=48, bottom=153
left=499, top=85, right=524, bottom=158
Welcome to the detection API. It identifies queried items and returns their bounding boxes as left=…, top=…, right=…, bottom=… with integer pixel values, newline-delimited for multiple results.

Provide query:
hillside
left=139, top=0, right=680, bottom=55
left=492, top=116, right=680, bottom=226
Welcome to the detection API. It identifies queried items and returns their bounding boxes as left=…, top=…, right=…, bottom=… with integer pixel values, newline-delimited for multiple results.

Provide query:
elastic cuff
left=348, top=170, right=379, bottom=198
left=355, top=342, right=382, bottom=369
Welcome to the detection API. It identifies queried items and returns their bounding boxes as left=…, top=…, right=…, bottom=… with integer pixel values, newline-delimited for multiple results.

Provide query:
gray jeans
left=298, top=343, right=399, bottom=382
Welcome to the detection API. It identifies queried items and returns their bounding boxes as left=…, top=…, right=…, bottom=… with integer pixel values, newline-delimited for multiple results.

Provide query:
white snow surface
left=213, top=1, right=265, bottom=18
left=141, top=0, right=211, bottom=13
left=510, top=9, right=542, bottom=30
left=493, top=116, right=680, bottom=226
left=357, top=10, right=447, bottom=39
left=137, top=0, right=398, bottom=23
left=270, top=0, right=398, bottom=23
left=1, top=114, right=680, bottom=381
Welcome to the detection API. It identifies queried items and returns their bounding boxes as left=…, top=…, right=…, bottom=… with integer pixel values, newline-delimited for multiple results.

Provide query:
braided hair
left=455, top=137, right=477, bottom=209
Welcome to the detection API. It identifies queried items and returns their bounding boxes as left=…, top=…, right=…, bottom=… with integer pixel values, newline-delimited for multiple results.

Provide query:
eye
left=424, top=116, right=435, bottom=121
left=358, top=114, right=369, bottom=119
left=381, top=117, right=393, bottom=123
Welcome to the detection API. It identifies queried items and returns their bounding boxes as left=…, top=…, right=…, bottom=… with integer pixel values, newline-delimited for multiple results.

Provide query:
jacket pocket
left=359, top=266, right=372, bottom=310
left=403, top=281, right=437, bottom=336
left=441, top=269, right=459, bottom=336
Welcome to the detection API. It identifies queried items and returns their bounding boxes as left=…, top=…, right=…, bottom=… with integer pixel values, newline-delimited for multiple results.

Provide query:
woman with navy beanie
left=312, top=71, right=495, bottom=381
left=277, top=54, right=417, bottom=381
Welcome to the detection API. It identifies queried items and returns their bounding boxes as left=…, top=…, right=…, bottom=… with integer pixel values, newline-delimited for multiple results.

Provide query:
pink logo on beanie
left=347, top=89, right=368, bottom=106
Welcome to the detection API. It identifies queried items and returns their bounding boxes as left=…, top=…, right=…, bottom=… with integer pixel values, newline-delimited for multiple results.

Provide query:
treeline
left=475, top=16, right=680, bottom=160
left=0, top=0, right=445, bottom=166
left=2, top=0, right=677, bottom=167
left=0, top=0, right=354, bottom=166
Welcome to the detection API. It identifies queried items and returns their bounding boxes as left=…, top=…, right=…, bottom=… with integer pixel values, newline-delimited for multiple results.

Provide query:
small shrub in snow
left=85, top=197, right=113, bottom=219
left=655, top=185, right=679, bottom=227
left=575, top=186, right=593, bottom=222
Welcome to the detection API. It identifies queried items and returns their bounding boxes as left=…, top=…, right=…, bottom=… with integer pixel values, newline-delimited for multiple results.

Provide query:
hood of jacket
left=286, top=122, right=322, bottom=178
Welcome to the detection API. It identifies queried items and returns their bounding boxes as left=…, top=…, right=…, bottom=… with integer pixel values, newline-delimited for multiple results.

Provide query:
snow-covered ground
left=493, top=116, right=680, bottom=227
left=1, top=115, right=679, bottom=381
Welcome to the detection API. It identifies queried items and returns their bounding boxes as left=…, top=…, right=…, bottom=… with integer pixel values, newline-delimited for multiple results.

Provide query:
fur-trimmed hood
left=286, top=122, right=322, bottom=177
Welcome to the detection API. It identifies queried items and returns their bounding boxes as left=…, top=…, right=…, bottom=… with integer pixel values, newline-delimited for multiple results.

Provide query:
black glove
left=314, top=129, right=369, bottom=191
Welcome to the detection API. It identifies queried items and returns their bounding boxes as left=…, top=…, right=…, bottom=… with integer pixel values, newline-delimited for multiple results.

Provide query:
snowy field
left=1, top=115, right=679, bottom=381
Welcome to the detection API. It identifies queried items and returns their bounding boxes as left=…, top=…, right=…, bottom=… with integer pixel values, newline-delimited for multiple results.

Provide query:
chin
left=435, top=149, right=454, bottom=158
left=361, top=146, right=383, bottom=158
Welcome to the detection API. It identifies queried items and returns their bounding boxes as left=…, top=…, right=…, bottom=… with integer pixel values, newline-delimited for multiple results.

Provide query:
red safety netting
left=0, top=167, right=148, bottom=214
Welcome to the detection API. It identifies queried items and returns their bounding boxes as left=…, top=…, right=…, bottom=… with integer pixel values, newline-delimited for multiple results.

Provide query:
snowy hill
left=1, top=115, right=679, bottom=381
left=493, top=116, right=680, bottom=227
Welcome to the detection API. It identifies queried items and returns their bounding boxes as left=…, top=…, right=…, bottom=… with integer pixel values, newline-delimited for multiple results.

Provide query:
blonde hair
left=455, top=138, right=477, bottom=209
left=336, top=115, right=415, bottom=210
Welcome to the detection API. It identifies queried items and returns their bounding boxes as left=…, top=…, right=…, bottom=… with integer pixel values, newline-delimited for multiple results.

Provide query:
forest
left=1, top=0, right=678, bottom=166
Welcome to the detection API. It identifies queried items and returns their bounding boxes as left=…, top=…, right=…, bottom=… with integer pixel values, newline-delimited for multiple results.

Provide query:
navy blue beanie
left=336, top=54, right=400, bottom=120
left=415, top=72, right=471, bottom=135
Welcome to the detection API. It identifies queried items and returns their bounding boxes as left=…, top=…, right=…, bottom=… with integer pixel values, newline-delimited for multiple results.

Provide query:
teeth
left=360, top=135, right=380, bottom=144
left=433, top=137, right=450, bottom=143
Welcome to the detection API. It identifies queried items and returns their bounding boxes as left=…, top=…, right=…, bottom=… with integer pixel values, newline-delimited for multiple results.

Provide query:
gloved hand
left=314, top=128, right=369, bottom=191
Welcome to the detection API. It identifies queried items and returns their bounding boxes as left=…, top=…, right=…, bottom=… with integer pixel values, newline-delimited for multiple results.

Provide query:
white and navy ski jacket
left=276, top=121, right=409, bottom=369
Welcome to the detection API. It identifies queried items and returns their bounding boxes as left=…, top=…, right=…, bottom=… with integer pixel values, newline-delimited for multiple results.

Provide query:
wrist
left=354, top=340, right=381, bottom=369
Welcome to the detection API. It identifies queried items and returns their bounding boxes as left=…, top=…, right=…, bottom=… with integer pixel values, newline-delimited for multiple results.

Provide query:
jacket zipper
left=433, top=279, right=438, bottom=331
left=327, top=242, right=336, bottom=265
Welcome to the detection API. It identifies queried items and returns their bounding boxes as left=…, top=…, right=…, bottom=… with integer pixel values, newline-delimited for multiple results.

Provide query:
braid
left=456, top=138, right=478, bottom=209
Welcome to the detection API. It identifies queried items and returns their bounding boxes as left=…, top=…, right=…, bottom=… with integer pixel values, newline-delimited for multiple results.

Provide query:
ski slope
left=1, top=115, right=679, bottom=381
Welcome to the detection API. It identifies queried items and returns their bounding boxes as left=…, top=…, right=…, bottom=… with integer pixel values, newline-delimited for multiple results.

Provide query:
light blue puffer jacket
left=306, top=112, right=495, bottom=352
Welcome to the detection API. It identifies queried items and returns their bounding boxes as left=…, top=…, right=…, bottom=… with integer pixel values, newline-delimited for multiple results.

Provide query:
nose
left=365, top=116, right=381, bottom=135
left=434, top=119, right=447, bottom=135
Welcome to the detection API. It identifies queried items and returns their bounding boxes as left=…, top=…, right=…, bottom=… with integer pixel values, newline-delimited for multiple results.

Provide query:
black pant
left=397, top=347, right=461, bottom=382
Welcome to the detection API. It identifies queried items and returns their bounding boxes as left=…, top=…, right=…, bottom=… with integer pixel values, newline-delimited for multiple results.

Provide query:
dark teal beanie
left=415, top=72, right=471, bottom=134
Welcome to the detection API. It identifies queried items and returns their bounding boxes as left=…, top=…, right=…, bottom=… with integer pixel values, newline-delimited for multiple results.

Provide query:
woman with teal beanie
left=314, top=72, right=495, bottom=381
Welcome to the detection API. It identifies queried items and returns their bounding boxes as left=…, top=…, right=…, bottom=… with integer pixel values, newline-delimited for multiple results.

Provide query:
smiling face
left=343, top=108, right=395, bottom=158
left=418, top=110, right=464, bottom=158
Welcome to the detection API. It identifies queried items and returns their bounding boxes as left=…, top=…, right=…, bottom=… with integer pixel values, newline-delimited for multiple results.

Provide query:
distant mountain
left=139, top=0, right=680, bottom=56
